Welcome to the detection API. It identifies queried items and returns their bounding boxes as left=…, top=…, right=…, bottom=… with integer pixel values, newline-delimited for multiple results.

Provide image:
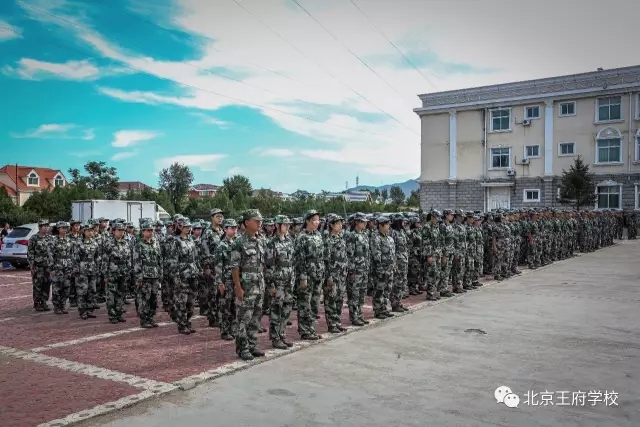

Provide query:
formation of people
left=26, top=207, right=632, bottom=361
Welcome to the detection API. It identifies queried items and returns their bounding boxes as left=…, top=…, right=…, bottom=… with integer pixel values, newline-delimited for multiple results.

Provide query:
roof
left=0, top=165, right=66, bottom=192
left=191, top=184, right=220, bottom=191
left=119, top=181, right=151, bottom=190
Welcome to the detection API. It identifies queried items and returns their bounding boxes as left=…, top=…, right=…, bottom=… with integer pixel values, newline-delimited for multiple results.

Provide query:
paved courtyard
left=1, top=240, right=638, bottom=427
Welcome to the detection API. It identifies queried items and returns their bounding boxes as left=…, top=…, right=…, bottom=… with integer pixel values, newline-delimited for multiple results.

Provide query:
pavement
left=2, top=240, right=638, bottom=427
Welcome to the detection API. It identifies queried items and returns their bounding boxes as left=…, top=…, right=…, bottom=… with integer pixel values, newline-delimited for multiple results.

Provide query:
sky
left=1, top=0, right=638, bottom=194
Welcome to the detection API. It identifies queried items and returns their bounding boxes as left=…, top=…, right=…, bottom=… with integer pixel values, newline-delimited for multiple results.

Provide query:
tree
left=68, top=161, right=119, bottom=199
left=407, top=189, right=420, bottom=207
left=380, top=188, right=388, bottom=201
left=158, top=163, right=194, bottom=213
left=389, top=185, right=405, bottom=205
left=222, top=175, right=252, bottom=200
left=558, top=156, right=597, bottom=211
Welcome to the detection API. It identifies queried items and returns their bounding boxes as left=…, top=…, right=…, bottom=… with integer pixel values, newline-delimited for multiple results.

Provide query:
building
left=118, top=181, right=152, bottom=197
left=188, top=184, right=220, bottom=198
left=414, top=65, right=640, bottom=211
left=0, top=165, right=67, bottom=206
left=344, top=190, right=372, bottom=203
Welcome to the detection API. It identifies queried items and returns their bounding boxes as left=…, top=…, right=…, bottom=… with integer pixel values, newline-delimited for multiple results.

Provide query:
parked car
left=0, top=223, right=38, bottom=269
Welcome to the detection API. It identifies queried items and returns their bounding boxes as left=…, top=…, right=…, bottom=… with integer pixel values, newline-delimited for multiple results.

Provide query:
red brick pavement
left=0, top=354, right=140, bottom=427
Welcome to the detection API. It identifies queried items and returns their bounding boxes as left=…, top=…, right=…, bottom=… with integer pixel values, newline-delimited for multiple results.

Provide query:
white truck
left=71, top=200, right=167, bottom=223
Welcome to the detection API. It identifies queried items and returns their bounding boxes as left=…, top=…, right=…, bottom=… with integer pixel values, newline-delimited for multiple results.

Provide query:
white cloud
left=23, top=0, right=640, bottom=177
left=111, top=151, right=136, bottom=161
left=0, top=20, right=21, bottom=41
left=227, top=167, right=243, bottom=175
left=154, top=154, right=227, bottom=172
left=111, top=130, right=160, bottom=147
left=251, top=147, right=295, bottom=157
left=3, top=59, right=100, bottom=81
left=190, top=112, right=232, bottom=129
left=13, top=123, right=98, bottom=141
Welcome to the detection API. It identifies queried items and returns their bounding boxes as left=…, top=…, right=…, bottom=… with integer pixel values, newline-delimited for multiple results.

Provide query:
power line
left=17, top=0, right=414, bottom=134
left=290, top=0, right=413, bottom=106
left=229, top=0, right=418, bottom=135
left=0, top=26, right=408, bottom=142
left=348, top=0, right=438, bottom=91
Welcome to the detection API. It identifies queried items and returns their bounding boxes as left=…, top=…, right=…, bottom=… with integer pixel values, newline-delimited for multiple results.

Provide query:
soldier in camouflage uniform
left=345, top=212, right=370, bottom=326
left=201, top=209, right=225, bottom=326
left=68, top=219, right=82, bottom=307
left=265, top=215, right=295, bottom=349
left=160, top=220, right=174, bottom=314
left=230, top=209, right=267, bottom=361
left=628, top=212, right=637, bottom=239
left=28, top=220, right=52, bottom=311
left=370, top=215, right=395, bottom=319
left=213, top=219, right=238, bottom=341
left=190, top=221, right=206, bottom=314
left=407, top=216, right=423, bottom=296
left=294, top=210, right=324, bottom=340
left=491, top=213, right=509, bottom=281
left=323, top=214, right=349, bottom=333
left=438, top=210, right=455, bottom=297
left=470, top=215, right=484, bottom=288
left=462, top=212, right=477, bottom=290
left=50, top=221, right=74, bottom=314
left=96, top=217, right=111, bottom=303
left=73, top=224, right=100, bottom=319
left=389, top=214, right=409, bottom=312
left=422, top=209, right=442, bottom=301
left=103, top=222, right=132, bottom=323
left=169, top=218, right=200, bottom=335
left=133, top=222, right=162, bottom=328
left=451, top=210, right=467, bottom=294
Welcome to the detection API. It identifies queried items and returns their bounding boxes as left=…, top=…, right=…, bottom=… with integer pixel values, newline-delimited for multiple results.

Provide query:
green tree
left=68, top=161, right=119, bottom=199
left=558, top=156, right=597, bottom=211
left=222, top=175, right=252, bottom=200
left=407, top=189, right=420, bottom=207
left=158, top=163, right=194, bottom=213
left=389, top=185, right=405, bottom=205
left=380, top=188, right=388, bottom=201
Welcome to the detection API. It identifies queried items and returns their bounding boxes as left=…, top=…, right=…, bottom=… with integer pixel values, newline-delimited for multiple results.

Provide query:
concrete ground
left=78, top=240, right=640, bottom=427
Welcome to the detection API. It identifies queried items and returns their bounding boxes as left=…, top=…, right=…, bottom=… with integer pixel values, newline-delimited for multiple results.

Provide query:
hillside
left=346, top=179, right=419, bottom=197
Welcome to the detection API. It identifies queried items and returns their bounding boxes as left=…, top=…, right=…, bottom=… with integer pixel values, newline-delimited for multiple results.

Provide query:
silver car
left=0, top=223, right=38, bottom=269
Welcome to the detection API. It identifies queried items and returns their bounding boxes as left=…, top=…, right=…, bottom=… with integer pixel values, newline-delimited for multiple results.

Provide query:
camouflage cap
left=442, top=209, right=453, bottom=216
left=303, top=209, right=320, bottom=222
left=125, top=222, right=134, bottom=228
left=465, top=211, right=474, bottom=217
left=177, top=217, right=191, bottom=226
left=70, top=219, right=81, bottom=225
left=274, top=215, right=291, bottom=224
left=87, top=218, right=96, bottom=226
left=164, top=220, right=173, bottom=227
left=410, top=216, right=421, bottom=224
left=327, top=214, right=344, bottom=223
left=192, top=221, right=204, bottom=229
left=353, top=212, right=368, bottom=222
left=473, top=215, right=482, bottom=221
left=56, top=221, right=70, bottom=228
left=38, top=219, right=50, bottom=227
left=98, top=217, right=108, bottom=222
left=209, top=208, right=225, bottom=216
left=430, top=209, right=442, bottom=217
left=376, top=215, right=391, bottom=224
left=222, top=218, right=238, bottom=228
left=140, top=222, right=154, bottom=230
left=454, top=208, right=464, bottom=216
left=112, top=222, right=125, bottom=230
left=262, top=217, right=275, bottom=226
left=154, top=220, right=163, bottom=227
left=242, top=209, right=263, bottom=222
left=172, top=214, right=183, bottom=221
left=294, top=217, right=303, bottom=224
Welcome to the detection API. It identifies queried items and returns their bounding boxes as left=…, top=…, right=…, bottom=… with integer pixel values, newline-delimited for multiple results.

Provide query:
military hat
left=154, top=220, right=164, bottom=227
left=262, top=217, right=275, bottom=226
left=376, top=215, right=391, bottom=224
left=98, top=217, right=108, bottom=222
left=353, top=212, right=368, bottom=222
left=235, top=216, right=243, bottom=224
left=294, top=217, right=303, bottom=224
left=172, top=214, right=183, bottom=221
left=442, top=209, right=453, bottom=216
left=192, top=221, right=204, bottom=229
left=242, top=209, right=263, bottom=221
left=38, top=219, right=50, bottom=227
left=70, top=219, right=81, bottom=225
left=87, top=218, right=96, bottom=226
left=410, top=216, right=421, bottom=224
left=140, top=222, right=154, bottom=230
left=465, top=211, right=474, bottom=217
left=274, top=215, right=291, bottom=224
left=164, top=220, right=173, bottom=227
left=303, top=209, right=320, bottom=222
left=222, top=218, right=238, bottom=228
left=125, top=222, right=134, bottom=228
left=112, top=222, right=125, bottom=230
left=327, top=214, right=343, bottom=223
left=473, top=215, right=482, bottom=221
left=209, top=208, right=225, bottom=216
left=55, top=221, right=70, bottom=228
left=319, top=217, right=326, bottom=222
left=177, top=217, right=191, bottom=226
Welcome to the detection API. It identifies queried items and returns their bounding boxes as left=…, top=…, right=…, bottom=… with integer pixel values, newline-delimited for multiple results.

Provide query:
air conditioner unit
left=521, top=157, right=530, bottom=165
left=506, top=168, right=516, bottom=176
left=522, top=119, right=531, bottom=126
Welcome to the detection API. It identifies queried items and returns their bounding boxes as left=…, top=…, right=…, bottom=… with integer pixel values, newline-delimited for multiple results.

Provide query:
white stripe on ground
left=0, top=295, right=29, bottom=301
left=0, top=281, right=32, bottom=287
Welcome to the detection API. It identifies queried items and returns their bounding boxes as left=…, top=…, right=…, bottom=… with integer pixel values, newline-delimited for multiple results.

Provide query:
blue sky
left=1, top=0, right=637, bottom=193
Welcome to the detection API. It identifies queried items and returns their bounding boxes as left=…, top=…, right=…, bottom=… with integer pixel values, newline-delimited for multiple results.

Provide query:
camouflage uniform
left=492, top=214, right=508, bottom=280
left=422, top=210, right=442, bottom=300
left=439, top=210, right=455, bottom=296
left=407, top=217, right=423, bottom=295
left=265, top=215, right=295, bottom=348
left=72, top=226, right=100, bottom=318
left=103, top=223, right=133, bottom=323
left=169, top=219, right=200, bottom=334
left=133, top=223, right=162, bottom=327
left=451, top=211, right=467, bottom=293
left=323, top=214, right=348, bottom=332
left=67, top=219, right=82, bottom=306
left=345, top=213, right=370, bottom=326
left=50, top=222, right=74, bottom=314
left=28, top=221, right=52, bottom=311
left=370, top=216, right=395, bottom=317
left=230, top=209, right=267, bottom=359
left=214, top=219, right=238, bottom=340
left=201, top=209, right=225, bottom=326
left=390, top=215, right=409, bottom=311
left=160, top=221, right=174, bottom=313
left=294, top=210, right=325, bottom=339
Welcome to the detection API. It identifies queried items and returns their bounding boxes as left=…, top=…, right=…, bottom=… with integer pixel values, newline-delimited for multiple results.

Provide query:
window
left=523, top=189, right=541, bottom=202
left=595, top=127, right=622, bottom=163
left=596, top=96, right=622, bottom=122
left=524, top=106, right=540, bottom=120
left=54, top=175, right=64, bottom=187
left=558, top=142, right=576, bottom=156
left=490, top=147, right=511, bottom=168
left=559, top=101, right=576, bottom=117
left=597, top=185, right=621, bottom=209
left=636, top=130, right=640, bottom=162
left=490, top=108, right=511, bottom=132
left=524, top=144, right=540, bottom=158
left=27, top=172, right=39, bottom=186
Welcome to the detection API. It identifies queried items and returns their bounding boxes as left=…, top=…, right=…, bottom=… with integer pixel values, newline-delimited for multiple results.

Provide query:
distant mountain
left=346, top=178, right=419, bottom=197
